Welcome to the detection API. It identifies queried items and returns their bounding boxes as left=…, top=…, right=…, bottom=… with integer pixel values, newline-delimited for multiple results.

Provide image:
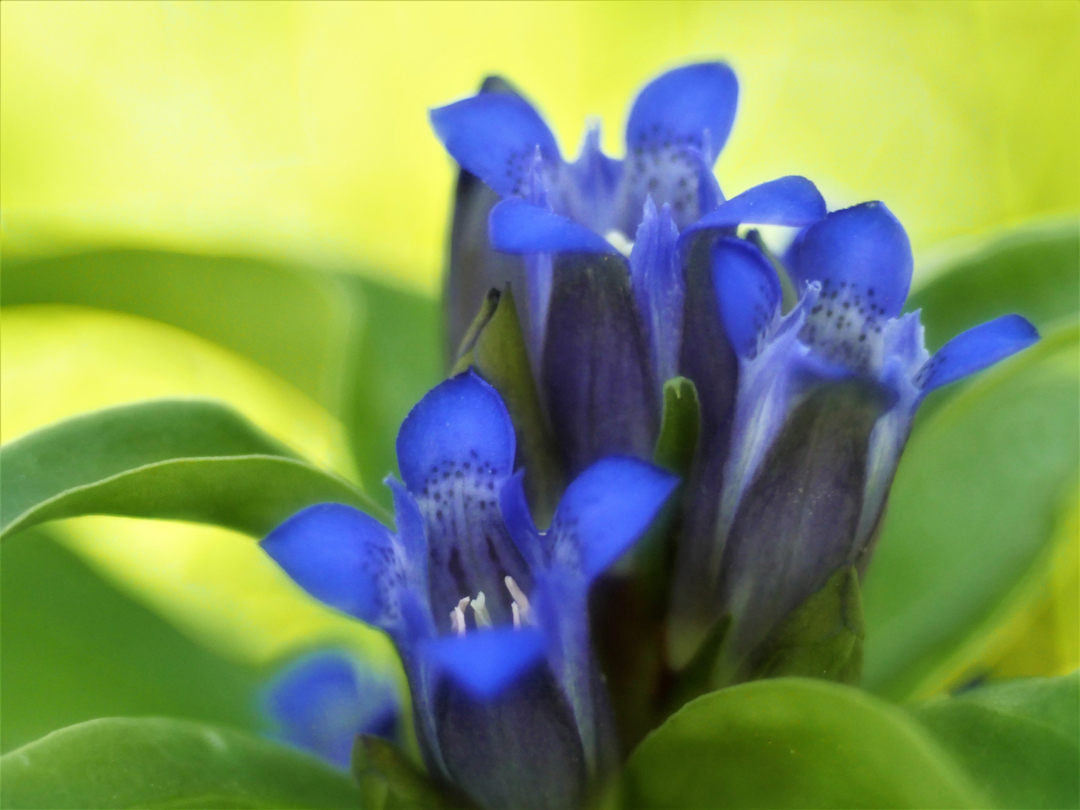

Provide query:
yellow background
left=3, top=0, right=1078, bottom=294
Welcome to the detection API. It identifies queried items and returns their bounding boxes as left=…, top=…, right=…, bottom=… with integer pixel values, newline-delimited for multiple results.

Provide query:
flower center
left=799, top=278, right=886, bottom=372
left=448, top=576, right=534, bottom=635
left=604, top=229, right=634, bottom=257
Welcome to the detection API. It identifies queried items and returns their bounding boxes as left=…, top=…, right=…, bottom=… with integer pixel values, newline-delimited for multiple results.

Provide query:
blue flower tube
left=260, top=372, right=677, bottom=809
left=667, top=202, right=1040, bottom=672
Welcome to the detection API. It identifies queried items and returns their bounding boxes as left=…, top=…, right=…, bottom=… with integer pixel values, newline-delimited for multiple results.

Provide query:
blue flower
left=667, top=202, right=1040, bottom=672
left=432, top=64, right=826, bottom=476
left=261, top=372, right=677, bottom=809
left=260, top=649, right=399, bottom=770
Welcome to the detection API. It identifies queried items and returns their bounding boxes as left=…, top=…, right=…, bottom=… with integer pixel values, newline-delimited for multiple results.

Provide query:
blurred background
left=2, top=0, right=1077, bottom=756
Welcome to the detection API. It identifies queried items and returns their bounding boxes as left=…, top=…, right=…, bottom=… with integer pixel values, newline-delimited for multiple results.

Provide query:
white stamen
left=505, top=576, right=533, bottom=626
left=604, top=229, right=634, bottom=257
left=470, top=591, right=492, bottom=629
left=450, top=596, right=470, bottom=636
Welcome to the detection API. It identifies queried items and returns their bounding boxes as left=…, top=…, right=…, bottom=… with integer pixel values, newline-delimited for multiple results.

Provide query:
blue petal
left=684, top=176, right=826, bottom=236
left=781, top=225, right=809, bottom=271
left=562, top=120, right=624, bottom=234
left=489, top=198, right=619, bottom=255
left=616, top=142, right=718, bottom=234
left=712, top=237, right=782, bottom=358
left=396, top=371, right=516, bottom=493
left=261, top=504, right=406, bottom=631
left=398, top=374, right=531, bottom=631
left=630, top=198, right=683, bottom=386
left=550, top=457, right=678, bottom=580
left=523, top=251, right=554, bottom=370
left=788, top=201, right=913, bottom=318
left=423, top=626, right=546, bottom=700
left=917, top=314, right=1039, bottom=393
left=262, top=650, right=398, bottom=770
left=625, top=62, right=739, bottom=161
left=855, top=312, right=929, bottom=551
left=386, top=477, right=429, bottom=588
left=499, top=470, right=549, bottom=571
left=678, top=232, right=739, bottom=444
left=430, top=93, right=561, bottom=198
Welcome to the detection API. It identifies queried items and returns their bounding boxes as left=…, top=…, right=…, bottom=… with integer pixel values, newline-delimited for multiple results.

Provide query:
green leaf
left=749, top=565, right=863, bottom=685
left=453, top=287, right=564, bottom=524
left=909, top=217, right=1079, bottom=353
left=0, top=249, right=446, bottom=511
left=0, top=305, right=397, bottom=672
left=652, top=377, right=700, bottom=477
left=0, top=717, right=362, bottom=809
left=1, top=398, right=386, bottom=540
left=622, top=678, right=982, bottom=809
left=862, top=324, right=1079, bottom=699
left=910, top=673, right=1079, bottom=810
left=1, top=525, right=265, bottom=753
left=0, top=249, right=357, bottom=412
left=335, top=276, right=443, bottom=510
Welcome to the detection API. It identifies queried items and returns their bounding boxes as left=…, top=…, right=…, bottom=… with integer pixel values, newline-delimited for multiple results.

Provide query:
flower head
left=668, top=202, right=1040, bottom=671
left=261, top=372, right=677, bottom=809
left=432, top=65, right=827, bottom=478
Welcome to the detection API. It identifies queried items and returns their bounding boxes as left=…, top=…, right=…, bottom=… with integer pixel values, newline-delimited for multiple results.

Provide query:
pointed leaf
left=457, top=287, right=564, bottom=523
left=1, top=398, right=385, bottom=541
left=652, top=377, right=701, bottom=477
left=0, top=717, right=362, bottom=809
left=453, top=287, right=501, bottom=364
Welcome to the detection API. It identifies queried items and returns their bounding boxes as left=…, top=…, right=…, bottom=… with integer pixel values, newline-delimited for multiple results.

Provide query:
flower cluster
left=435, top=64, right=826, bottom=476
left=259, top=61, right=1038, bottom=808
left=430, top=62, right=1039, bottom=674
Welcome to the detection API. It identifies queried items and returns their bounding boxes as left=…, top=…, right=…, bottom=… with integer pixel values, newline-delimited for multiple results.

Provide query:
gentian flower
left=260, top=371, right=677, bottom=809
left=667, top=202, right=1040, bottom=674
left=432, top=63, right=826, bottom=477
left=261, top=649, right=399, bottom=770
